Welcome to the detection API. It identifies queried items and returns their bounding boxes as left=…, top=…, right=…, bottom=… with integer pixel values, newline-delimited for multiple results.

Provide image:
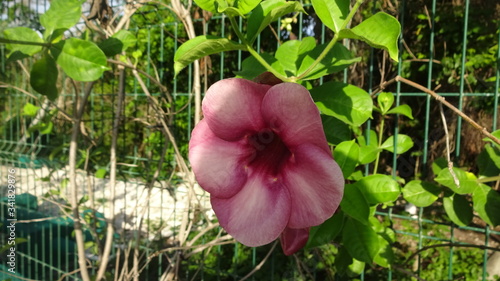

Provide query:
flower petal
left=203, top=78, right=271, bottom=141
left=261, top=83, right=330, bottom=153
left=280, top=227, right=310, bottom=256
left=283, top=143, right=344, bottom=229
left=189, top=119, right=251, bottom=198
left=211, top=173, right=291, bottom=247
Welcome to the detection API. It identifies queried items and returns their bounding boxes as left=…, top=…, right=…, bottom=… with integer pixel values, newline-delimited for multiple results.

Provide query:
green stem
left=0, top=37, right=50, bottom=48
left=227, top=16, right=291, bottom=82
left=477, top=175, right=500, bottom=183
left=373, top=117, right=385, bottom=174
left=296, top=0, right=365, bottom=80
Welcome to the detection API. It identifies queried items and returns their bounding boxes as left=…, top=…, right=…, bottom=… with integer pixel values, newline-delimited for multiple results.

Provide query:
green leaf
left=194, top=0, right=218, bottom=13
left=30, top=55, right=59, bottom=100
left=99, top=30, right=137, bottom=57
left=334, top=140, right=359, bottom=178
left=473, top=184, right=500, bottom=227
left=403, top=180, right=440, bottom=207
left=234, top=52, right=285, bottom=80
left=373, top=233, right=395, bottom=268
left=377, top=92, right=394, bottom=114
left=380, top=134, right=414, bottom=154
left=233, top=0, right=262, bottom=14
left=246, top=0, right=305, bottom=44
left=306, top=211, right=344, bottom=249
left=483, top=129, right=500, bottom=149
left=387, top=104, right=414, bottom=119
left=275, top=37, right=316, bottom=76
left=40, top=0, right=83, bottom=40
left=3, top=27, right=44, bottom=56
left=95, top=168, right=107, bottom=179
left=29, top=121, right=54, bottom=135
left=340, top=184, right=369, bottom=223
left=431, top=157, right=448, bottom=175
left=23, top=103, right=40, bottom=117
left=51, top=38, right=109, bottom=82
left=174, top=35, right=246, bottom=75
left=338, top=12, right=401, bottom=61
left=311, top=0, right=350, bottom=33
left=311, top=81, right=372, bottom=127
left=435, top=167, right=479, bottom=194
left=477, top=145, right=500, bottom=178
left=355, top=174, right=400, bottom=204
left=297, top=43, right=361, bottom=80
left=321, top=115, right=351, bottom=145
left=342, top=218, right=380, bottom=264
left=358, top=144, right=381, bottom=164
left=443, top=194, right=473, bottom=226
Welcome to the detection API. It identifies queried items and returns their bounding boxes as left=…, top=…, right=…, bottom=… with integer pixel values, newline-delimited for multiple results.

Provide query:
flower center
left=247, top=129, right=291, bottom=176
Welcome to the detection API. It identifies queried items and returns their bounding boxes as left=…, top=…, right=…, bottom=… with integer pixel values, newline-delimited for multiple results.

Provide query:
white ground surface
left=0, top=164, right=214, bottom=240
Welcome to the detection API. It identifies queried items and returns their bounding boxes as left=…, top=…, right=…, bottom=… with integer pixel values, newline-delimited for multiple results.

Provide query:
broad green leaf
left=297, top=43, right=361, bottom=80
left=339, top=12, right=401, bottom=61
left=342, top=218, right=380, bottom=264
left=381, top=134, right=414, bottom=154
left=233, top=0, right=262, bottom=14
left=431, top=157, right=448, bottom=175
left=482, top=129, right=500, bottom=148
left=334, top=140, right=359, bottom=178
left=373, top=233, right=395, bottom=268
left=40, top=0, right=83, bottom=40
left=370, top=216, right=396, bottom=243
left=311, top=81, right=372, bottom=127
left=403, top=180, right=440, bottom=207
left=3, top=27, right=44, bottom=56
left=311, top=0, right=350, bottom=33
left=275, top=37, right=316, bottom=76
left=99, top=30, right=137, bottom=57
left=321, top=115, right=351, bottom=145
left=387, top=104, right=414, bottom=119
left=174, top=35, right=246, bottom=75
left=194, top=0, right=218, bottom=13
left=51, top=38, right=109, bottom=82
left=306, top=211, right=344, bottom=249
left=477, top=145, right=500, bottom=178
left=246, top=0, right=305, bottom=43
left=358, top=144, right=380, bottom=164
left=435, top=167, right=479, bottom=194
left=340, top=184, right=369, bottom=223
left=335, top=247, right=366, bottom=278
left=234, top=53, right=285, bottom=80
left=443, top=194, right=473, bottom=226
left=355, top=174, right=400, bottom=204
left=377, top=92, right=394, bottom=114
left=23, top=103, right=40, bottom=117
left=30, top=55, right=59, bottom=100
left=473, top=184, right=500, bottom=227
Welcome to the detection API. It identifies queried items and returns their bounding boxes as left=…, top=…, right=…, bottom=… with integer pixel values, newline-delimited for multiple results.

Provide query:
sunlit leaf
left=174, top=35, right=246, bottom=75
left=473, top=184, right=500, bottom=227
left=51, top=38, right=110, bottom=81
left=355, top=174, right=400, bottom=204
left=334, top=140, right=359, bottom=178
left=381, top=134, right=414, bottom=154
left=342, top=218, right=380, bottom=264
left=403, top=180, right=440, bottom=207
left=311, top=0, right=350, bottom=33
left=443, top=194, right=472, bottom=226
left=311, top=81, right=372, bottom=127
left=2, top=27, right=44, bottom=56
left=339, top=12, right=400, bottom=61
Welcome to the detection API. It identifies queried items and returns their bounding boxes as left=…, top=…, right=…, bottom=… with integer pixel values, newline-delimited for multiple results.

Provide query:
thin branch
left=95, top=66, right=126, bottom=281
left=69, top=81, right=96, bottom=281
left=395, top=76, right=500, bottom=146
left=439, top=103, right=460, bottom=187
left=240, top=241, right=278, bottom=281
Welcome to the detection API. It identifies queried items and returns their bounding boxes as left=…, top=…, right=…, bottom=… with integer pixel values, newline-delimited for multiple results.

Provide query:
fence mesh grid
left=1, top=0, right=500, bottom=280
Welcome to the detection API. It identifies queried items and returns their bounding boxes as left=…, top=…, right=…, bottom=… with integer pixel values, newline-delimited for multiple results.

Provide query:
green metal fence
left=1, top=0, right=499, bottom=280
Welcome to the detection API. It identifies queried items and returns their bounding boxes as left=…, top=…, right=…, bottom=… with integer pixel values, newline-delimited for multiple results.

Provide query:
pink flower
left=189, top=78, right=344, bottom=255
